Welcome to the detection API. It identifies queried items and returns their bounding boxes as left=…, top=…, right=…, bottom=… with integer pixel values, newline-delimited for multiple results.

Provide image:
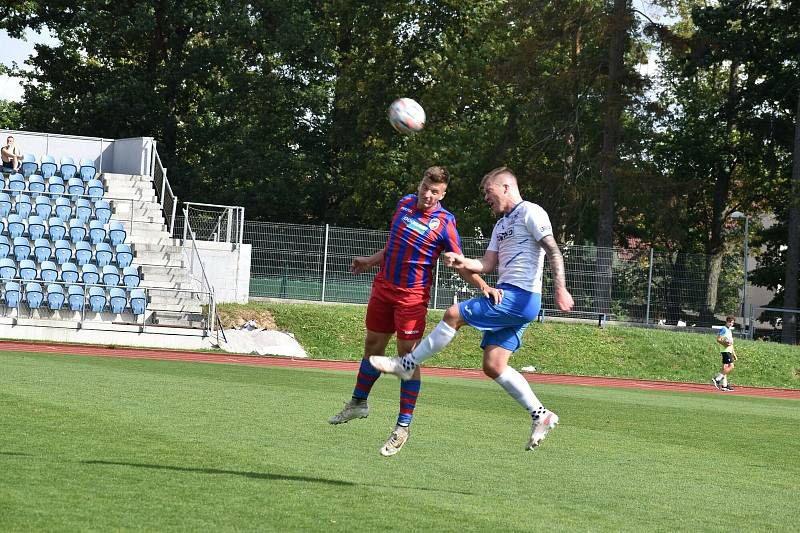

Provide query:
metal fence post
left=433, top=258, right=440, bottom=309
left=645, top=248, right=654, bottom=325
left=321, top=224, right=330, bottom=302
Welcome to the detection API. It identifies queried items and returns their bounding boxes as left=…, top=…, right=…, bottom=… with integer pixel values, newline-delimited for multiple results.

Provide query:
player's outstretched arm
left=350, top=249, right=384, bottom=275
left=443, top=250, right=498, bottom=273
left=540, top=235, right=574, bottom=311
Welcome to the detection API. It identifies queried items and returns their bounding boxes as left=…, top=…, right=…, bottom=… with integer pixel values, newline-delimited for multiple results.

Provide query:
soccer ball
left=388, top=98, right=426, bottom=134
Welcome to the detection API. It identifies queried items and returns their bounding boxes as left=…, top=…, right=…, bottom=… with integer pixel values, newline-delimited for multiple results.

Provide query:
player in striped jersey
left=328, top=166, right=499, bottom=456
left=371, top=167, right=574, bottom=451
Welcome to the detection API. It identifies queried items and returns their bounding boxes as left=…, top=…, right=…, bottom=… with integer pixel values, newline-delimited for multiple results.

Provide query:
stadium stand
left=0, top=129, right=250, bottom=351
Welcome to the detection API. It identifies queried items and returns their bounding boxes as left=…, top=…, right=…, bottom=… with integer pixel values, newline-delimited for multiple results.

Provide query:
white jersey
left=487, top=201, right=553, bottom=293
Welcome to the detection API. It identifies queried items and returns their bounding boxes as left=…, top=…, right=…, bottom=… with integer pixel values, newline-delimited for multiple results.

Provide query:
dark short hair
left=423, top=166, right=449, bottom=185
left=725, top=315, right=735, bottom=322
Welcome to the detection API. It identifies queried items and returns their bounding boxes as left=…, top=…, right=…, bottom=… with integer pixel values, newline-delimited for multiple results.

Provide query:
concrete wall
left=191, top=241, right=252, bottom=304
left=1, top=129, right=153, bottom=176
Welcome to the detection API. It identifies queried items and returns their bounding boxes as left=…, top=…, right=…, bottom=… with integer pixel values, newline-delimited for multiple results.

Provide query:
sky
left=0, top=28, right=58, bottom=102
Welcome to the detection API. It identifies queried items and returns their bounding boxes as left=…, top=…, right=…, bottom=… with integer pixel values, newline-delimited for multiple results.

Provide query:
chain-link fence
left=241, top=221, right=757, bottom=329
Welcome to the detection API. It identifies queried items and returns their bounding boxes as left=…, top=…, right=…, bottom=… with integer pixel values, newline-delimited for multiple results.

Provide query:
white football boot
left=368, top=355, right=415, bottom=381
left=526, top=408, right=559, bottom=450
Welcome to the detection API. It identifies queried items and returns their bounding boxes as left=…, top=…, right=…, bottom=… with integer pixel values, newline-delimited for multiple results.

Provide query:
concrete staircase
left=103, top=173, right=207, bottom=328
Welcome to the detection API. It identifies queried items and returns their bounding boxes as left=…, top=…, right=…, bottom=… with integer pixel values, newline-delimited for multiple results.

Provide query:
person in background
left=1, top=135, right=22, bottom=173
left=712, top=315, right=737, bottom=392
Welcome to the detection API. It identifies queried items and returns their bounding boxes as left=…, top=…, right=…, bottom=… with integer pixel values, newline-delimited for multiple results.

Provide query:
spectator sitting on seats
left=1, top=135, right=22, bottom=173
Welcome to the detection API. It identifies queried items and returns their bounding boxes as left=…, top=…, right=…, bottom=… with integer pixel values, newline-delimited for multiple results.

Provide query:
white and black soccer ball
left=388, top=98, right=426, bottom=134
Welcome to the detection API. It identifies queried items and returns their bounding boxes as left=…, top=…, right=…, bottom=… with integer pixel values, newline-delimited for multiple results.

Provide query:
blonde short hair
left=480, top=166, right=516, bottom=187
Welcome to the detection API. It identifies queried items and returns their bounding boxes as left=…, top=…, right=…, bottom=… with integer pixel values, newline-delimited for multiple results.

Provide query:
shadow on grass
left=0, top=451, right=33, bottom=456
left=83, top=460, right=474, bottom=495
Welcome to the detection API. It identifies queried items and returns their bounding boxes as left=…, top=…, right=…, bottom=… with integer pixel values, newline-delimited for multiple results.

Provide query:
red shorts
left=365, top=277, right=430, bottom=340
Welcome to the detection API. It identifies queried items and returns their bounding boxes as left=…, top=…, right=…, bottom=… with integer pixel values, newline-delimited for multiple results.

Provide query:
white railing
left=181, top=207, right=217, bottom=336
left=150, top=145, right=178, bottom=235
left=182, top=202, right=244, bottom=248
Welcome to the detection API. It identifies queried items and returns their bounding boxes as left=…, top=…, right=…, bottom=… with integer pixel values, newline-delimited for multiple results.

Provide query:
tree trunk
left=701, top=61, right=739, bottom=323
left=595, top=0, right=628, bottom=315
left=782, top=91, right=800, bottom=344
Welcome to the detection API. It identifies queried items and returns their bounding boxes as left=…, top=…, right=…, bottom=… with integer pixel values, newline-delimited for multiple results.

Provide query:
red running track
left=2, top=340, right=798, bottom=400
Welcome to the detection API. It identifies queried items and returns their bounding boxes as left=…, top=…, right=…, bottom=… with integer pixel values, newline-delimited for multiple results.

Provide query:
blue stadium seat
left=40, top=260, right=58, bottom=282
left=34, top=238, right=52, bottom=263
left=60, top=262, right=79, bottom=284
left=47, top=217, right=67, bottom=241
left=28, top=174, right=46, bottom=196
left=129, top=288, right=146, bottom=315
left=19, top=259, right=37, bottom=281
left=88, top=286, right=106, bottom=312
left=75, top=198, right=92, bottom=223
left=13, top=236, right=30, bottom=261
left=74, top=240, right=93, bottom=266
left=67, top=284, right=84, bottom=311
left=8, top=172, right=25, bottom=195
left=46, top=283, right=65, bottom=310
left=35, top=196, right=52, bottom=219
left=67, top=177, right=84, bottom=197
left=27, top=215, right=46, bottom=240
left=25, top=282, right=44, bottom=309
left=0, top=192, right=11, bottom=218
left=54, top=240, right=73, bottom=265
left=87, top=179, right=104, bottom=200
left=109, top=221, right=126, bottom=245
left=4, top=281, right=21, bottom=308
left=7, top=214, right=25, bottom=239
left=81, top=263, right=99, bottom=285
left=60, top=157, right=77, bottom=181
left=0, top=258, right=17, bottom=280
left=115, top=244, right=133, bottom=268
left=68, top=218, right=87, bottom=242
left=109, top=287, right=127, bottom=314
left=102, top=264, right=120, bottom=286
left=48, top=175, right=65, bottom=197
left=14, top=193, right=32, bottom=219
left=55, top=197, right=72, bottom=222
left=95, top=242, right=113, bottom=267
left=20, top=154, right=37, bottom=178
left=0, top=236, right=10, bottom=259
left=94, top=200, right=111, bottom=224
left=122, top=266, right=140, bottom=288
left=79, top=159, right=97, bottom=182
left=88, top=220, right=106, bottom=245
left=40, top=155, right=58, bottom=179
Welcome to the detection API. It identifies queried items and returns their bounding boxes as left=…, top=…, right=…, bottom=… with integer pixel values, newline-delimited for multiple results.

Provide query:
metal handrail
left=182, top=201, right=245, bottom=247
left=151, top=146, right=178, bottom=235
left=182, top=208, right=216, bottom=334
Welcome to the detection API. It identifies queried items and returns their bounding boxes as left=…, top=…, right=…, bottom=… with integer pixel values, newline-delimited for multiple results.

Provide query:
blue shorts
left=458, top=283, right=541, bottom=352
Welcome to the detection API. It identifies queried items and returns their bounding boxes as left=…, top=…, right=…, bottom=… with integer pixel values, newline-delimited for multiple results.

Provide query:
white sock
left=722, top=376, right=728, bottom=387
left=404, top=321, right=457, bottom=366
left=715, top=373, right=723, bottom=382
left=494, top=367, right=542, bottom=414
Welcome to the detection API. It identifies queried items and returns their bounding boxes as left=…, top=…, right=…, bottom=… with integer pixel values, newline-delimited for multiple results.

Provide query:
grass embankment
left=220, top=301, right=800, bottom=390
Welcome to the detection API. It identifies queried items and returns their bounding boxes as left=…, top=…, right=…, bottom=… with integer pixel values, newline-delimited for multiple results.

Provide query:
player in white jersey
left=712, top=315, right=737, bottom=391
left=370, top=167, right=574, bottom=450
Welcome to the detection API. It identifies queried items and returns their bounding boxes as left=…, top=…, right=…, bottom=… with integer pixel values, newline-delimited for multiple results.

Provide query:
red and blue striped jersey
left=377, top=194, right=463, bottom=289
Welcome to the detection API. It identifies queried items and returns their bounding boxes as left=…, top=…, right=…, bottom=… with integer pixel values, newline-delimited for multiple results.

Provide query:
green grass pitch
left=1, top=351, right=798, bottom=531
